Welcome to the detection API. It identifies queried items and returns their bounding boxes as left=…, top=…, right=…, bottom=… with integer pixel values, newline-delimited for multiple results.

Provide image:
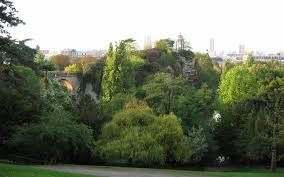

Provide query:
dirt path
left=37, top=165, right=212, bottom=177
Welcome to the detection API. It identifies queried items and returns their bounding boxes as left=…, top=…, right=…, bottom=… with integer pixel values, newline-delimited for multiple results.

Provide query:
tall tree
left=142, top=72, right=186, bottom=114
left=0, top=0, right=24, bottom=34
left=50, top=54, right=71, bottom=71
left=102, top=40, right=135, bottom=102
left=246, top=53, right=255, bottom=67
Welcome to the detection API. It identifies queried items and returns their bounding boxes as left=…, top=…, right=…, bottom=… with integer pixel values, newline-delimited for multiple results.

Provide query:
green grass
left=1, top=162, right=284, bottom=177
left=0, top=163, right=101, bottom=177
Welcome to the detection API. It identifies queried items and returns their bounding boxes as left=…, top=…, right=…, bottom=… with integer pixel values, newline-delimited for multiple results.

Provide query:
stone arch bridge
left=48, top=71, right=98, bottom=102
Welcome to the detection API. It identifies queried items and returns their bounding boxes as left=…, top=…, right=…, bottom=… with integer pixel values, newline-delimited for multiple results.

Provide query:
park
left=1, top=1, right=284, bottom=177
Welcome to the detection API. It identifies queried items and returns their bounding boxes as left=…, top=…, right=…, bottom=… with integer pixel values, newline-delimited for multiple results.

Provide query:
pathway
left=37, top=165, right=212, bottom=177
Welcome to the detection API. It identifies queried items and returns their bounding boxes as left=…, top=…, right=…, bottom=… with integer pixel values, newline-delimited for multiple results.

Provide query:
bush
left=10, top=110, right=94, bottom=163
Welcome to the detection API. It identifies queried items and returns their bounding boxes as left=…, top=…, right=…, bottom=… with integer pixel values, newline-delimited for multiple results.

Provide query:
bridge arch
left=59, top=79, right=74, bottom=92
left=49, top=71, right=99, bottom=102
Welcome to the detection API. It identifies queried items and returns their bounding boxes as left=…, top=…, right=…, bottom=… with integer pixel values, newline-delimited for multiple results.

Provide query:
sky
left=9, top=0, right=284, bottom=53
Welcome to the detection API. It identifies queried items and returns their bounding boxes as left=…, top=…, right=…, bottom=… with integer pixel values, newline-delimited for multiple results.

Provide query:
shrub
left=10, top=110, right=94, bottom=163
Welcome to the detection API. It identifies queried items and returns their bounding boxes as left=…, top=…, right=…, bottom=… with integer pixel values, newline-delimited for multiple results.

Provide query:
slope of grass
left=2, top=162, right=284, bottom=177
left=0, top=163, right=101, bottom=177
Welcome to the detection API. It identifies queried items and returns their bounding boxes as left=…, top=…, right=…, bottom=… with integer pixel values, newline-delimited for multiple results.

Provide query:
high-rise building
left=239, top=44, right=246, bottom=54
left=210, top=38, right=214, bottom=52
left=144, top=36, right=152, bottom=50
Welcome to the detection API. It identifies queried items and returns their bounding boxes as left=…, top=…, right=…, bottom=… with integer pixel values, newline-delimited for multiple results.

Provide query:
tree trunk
left=271, top=121, right=277, bottom=172
left=271, top=149, right=276, bottom=172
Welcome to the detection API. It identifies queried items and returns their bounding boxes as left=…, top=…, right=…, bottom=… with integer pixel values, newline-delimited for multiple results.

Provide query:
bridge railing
left=47, top=71, right=80, bottom=77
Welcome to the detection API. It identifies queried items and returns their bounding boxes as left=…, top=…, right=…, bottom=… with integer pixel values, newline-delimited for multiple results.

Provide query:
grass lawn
left=2, top=163, right=284, bottom=177
left=0, top=163, right=101, bottom=177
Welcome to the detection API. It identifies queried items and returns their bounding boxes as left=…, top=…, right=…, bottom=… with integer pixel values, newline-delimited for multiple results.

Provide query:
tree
left=41, top=79, right=75, bottom=114
left=50, top=54, right=71, bottom=71
left=261, top=77, right=284, bottom=171
left=173, top=84, right=214, bottom=131
left=102, top=40, right=135, bottom=101
left=0, top=65, right=40, bottom=145
left=35, top=52, right=55, bottom=77
left=76, top=94, right=103, bottom=138
left=184, top=127, right=208, bottom=164
left=0, top=37, right=37, bottom=71
left=150, top=113, right=185, bottom=163
left=194, top=53, right=220, bottom=91
left=10, top=110, right=94, bottom=163
left=64, top=64, right=81, bottom=74
left=81, top=59, right=105, bottom=96
left=142, top=72, right=186, bottom=114
left=217, top=62, right=284, bottom=166
left=0, top=0, right=24, bottom=34
left=155, top=39, right=175, bottom=51
left=218, top=65, right=258, bottom=105
left=95, top=100, right=185, bottom=166
left=246, top=53, right=255, bottom=67
left=221, top=60, right=235, bottom=79
left=73, top=56, right=97, bottom=66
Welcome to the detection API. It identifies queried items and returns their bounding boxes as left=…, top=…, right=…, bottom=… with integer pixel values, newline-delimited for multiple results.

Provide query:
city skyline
left=9, top=0, right=284, bottom=53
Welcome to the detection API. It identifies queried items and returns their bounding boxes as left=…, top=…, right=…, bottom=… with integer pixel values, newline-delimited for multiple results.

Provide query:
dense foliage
left=95, top=100, right=184, bottom=166
left=2, top=1, right=284, bottom=171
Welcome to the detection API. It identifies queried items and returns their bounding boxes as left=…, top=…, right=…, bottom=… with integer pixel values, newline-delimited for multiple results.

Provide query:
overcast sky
left=9, top=0, right=284, bottom=53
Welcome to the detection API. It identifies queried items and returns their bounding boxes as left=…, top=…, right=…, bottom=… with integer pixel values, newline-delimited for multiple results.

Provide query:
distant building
left=61, top=49, right=77, bottom=60
left=40, top=49, right=106, bottom=60
left=77, top=50, right=106, bottom=58
left=40, top=50, right=60, bottom=59
left=210, top=38, right=214, bottom=52
left=239, top=44, right=246, bottom=54
left=144, top=36, right=152, bottom=50
left=209, top=38, right=216, bottom=57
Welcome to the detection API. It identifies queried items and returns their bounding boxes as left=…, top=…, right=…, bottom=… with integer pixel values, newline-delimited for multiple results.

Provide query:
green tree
left=41, top=79, right=75, bottom=114
left=194, top=53, right=220, bottom=91
left=0, top=0, right=24, bottom=34
left=96, top=100, right=185, bottom=166
left=150, top=113, right=184, bottom=163
left=10, top=110, right=94, bottom=163
left=221, top=60, right=235, bottom=79
left=218, top=65, right=258, bottom=105
left=81, top=59, right=105, bottom=97
left=155, top=38, right=175, bottom=51
left=261, top=77, right=284, bottom=171
left=64, top=64, right=81, bottom=74
left=0, top=37, right=37, bottom=71
left=0, top=65, right=40, bottom=145
left=184, top=127, right=208, bottom=164
left=35, top=52, right=55, bottom=77
left=50, top=54, right=71, bottom=71
left=102, top=40, right=135, bottom=101
left=142, top=72, right=186, bottom=114
left=246, top=53, right=255, bottom=67
left=173, top=84, right=214, bottom=131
